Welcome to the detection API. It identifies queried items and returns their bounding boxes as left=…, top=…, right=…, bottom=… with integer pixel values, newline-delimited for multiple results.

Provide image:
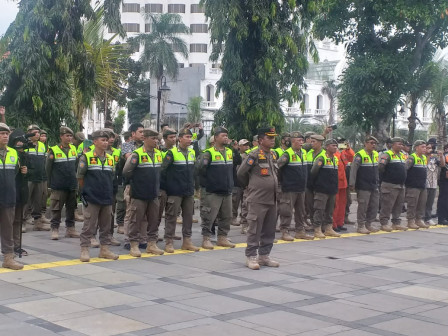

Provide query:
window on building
left=123, top=23, right=140, bottom=33
left=145, top=24, right=151, bottom=32
left=122, top=3, right=140, bottom=12
left=190, top=24, right=208, bottom=33
left=190, top=44, right=207, bottom=53
left=168, top=4, right=186, bottom=13
left=211, top=63, right=221, bottom=68
left=316, top=95, right=324, bottom=109
left=145, top=4, right=163, bottom=13
left=206, top=85, right=215, bottom=102
left=178, top=63, right=185, bottom=68
left=189, top=63, right=203, bottom=68
left=190, top=4, right=205, bottom=13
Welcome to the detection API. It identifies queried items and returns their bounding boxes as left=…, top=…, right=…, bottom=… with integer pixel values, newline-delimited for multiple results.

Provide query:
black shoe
left=123, top=243, right=130, bottom=250
left=334, top=227, right=341, bottom=232
left=338, top=226, right=348, bottom=231
left=139, top=243, right=147, bottom=249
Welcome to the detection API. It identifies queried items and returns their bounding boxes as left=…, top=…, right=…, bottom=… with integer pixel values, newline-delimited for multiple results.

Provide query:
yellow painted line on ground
left=0, top=225, right=446, bottom=274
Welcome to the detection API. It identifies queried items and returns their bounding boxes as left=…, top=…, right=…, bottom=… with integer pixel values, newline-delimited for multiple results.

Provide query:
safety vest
left=110, top=147, right=121, bottom=166
left=77, top=142, right=95, bottom=156
left=130, top=147, right=162, bottom=200
left=245, top=146, right=258, bottom=154
left=25, top=141, right=46, bottom=182
left=314, top=152, right=339, bottom=195
left=274, top=147, right=286, bottom=158
left=204, top=147, right=233, bottom=195
left=82, top=151, right=114, bottom=205
left=0, top=147, right=18, bottom=207
left=280, top=147, right=308, bottom=193
left=306, top=148, right=325, bottom=189
left=49, top=144, right=78, bottom=190
left=382, top=150, right=406, bottom=185
left=164, top=147, right=196, bottom=196
left=355, top=149, right=379, bottom=191
left=406, top=153, right=427, bottom=189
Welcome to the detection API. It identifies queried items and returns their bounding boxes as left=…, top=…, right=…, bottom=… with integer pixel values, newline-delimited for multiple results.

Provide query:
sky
left=0, top=1, right=19, bottom=36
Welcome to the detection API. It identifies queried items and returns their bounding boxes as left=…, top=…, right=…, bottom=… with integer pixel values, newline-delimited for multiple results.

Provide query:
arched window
left=316, top=95, right=324, bottom=109
left=206, top=85, right=214, bottom=102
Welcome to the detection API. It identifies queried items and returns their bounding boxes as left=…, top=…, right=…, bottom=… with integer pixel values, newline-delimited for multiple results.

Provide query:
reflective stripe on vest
left=207, top=147, right=233, bottom=166
left=51, top=144, right=77, bottom=163
left=172, top=147, right=195, bottom=165
left=135, top=147, right=162, bottom=167
left=25, top=141, right=46, bottom=156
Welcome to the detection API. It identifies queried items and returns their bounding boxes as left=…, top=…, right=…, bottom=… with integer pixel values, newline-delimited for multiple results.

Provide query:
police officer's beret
left=280, top=132, right=291, bottom=138
left=391, top=137, right=405, bottom=144
left=310, top=134, right=325, bottom=141
left=304, top=131, right=316, bottom=138
left=178, top=128, right=193, bottom=137
left=252, top=135, right=258, bottom=141
left=0, top=123, right=11, bottom=133
left=91, top=130, right=109, bottom=139
left=365, top=136, right=379, bottom=143
left=238, top=139, right=250, bottom=145
left=209, top=135, right=215, bottom=144
left=102, top=128, right=116, bottom=138
left=74, top=132, right=86, bottom=141
left=290, top=131, right=304, bottom=139
left=142, top=128, right=159, bottom=137
left=413, top=140, right=426, bottom=147
left=59, top=126, right=74, bottom=136
left=162, top=128, right=177, bottom=137
left=27, top=124, right=41, bottom=132
left=214, top=126, right=228, bottom=135
left=257, top=126, right=278, bottom=137
left=404, top=141, right=411, bottom=146
left=324, top=138, right=338, bottom=146
left=40, top=129, right=48, bottom=135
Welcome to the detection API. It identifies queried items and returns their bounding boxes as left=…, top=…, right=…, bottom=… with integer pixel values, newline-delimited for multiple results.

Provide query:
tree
left=321, top=80, right=339, bottom=126
left=125, top=59, right=151, bottom=124
left=0, top=0, right=122, bottom=139
left=425, top=62, right=448, bottom=148
left=202, top=0, right=319, bottom=140
left=129, top=13, right=189, bottom=124
left=187, top=96, right=203, bottom=123
left=314, top=0, right=448, bottom=143
left=113, top=110, right=126, bottom=135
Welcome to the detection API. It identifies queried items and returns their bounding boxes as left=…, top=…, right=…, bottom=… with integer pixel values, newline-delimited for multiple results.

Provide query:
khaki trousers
left=406, top=188, right=427, bottom=222
left=245, top=202, right=277, bottom=257
left=356, top=189, right=379, bottom=226
left=50, top=190, right=76, bottom=229
left=115, top=185, right=125, bottom=226
left=200, top=192, right=231, bottom=237
left=164, top=195, right=194, bottom=239
left=240, top=189, right=248, bottom=224
left=305, top=188, right=315, bottom=222
left=128, top=198, right=160, bottom=243
left=0, top=206, right=15, bottom=254
left=279, top=191, right=306, bottom=231
left=232, top=186, right=243, bottom=219
left=80, top=204, right=112, bottom=247
left=313, top=192, right=336, bottom=228
left=25, top=181, right=44, bottom=219
left=158, top=189, right=167, bottom=225
left=13, top=205, right=23, bottom=249
left=380, top=182, right=405, bottom=226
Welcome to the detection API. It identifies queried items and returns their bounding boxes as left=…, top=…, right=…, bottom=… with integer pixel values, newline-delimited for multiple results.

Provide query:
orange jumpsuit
left=333, top=151, right=347, bottom=228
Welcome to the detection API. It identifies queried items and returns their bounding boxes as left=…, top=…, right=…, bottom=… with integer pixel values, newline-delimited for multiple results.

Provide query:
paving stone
left=372, top=317, right=448, bottom=336
left=59, top=288, right=144, bottom=308
left=389, top=285, right=448, bottom=301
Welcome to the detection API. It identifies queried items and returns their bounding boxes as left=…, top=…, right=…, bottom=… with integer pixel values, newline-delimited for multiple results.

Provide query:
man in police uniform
left=238, top=127, right=279, bottom=270
left=305, top=134, right=326, bottom=226
left=161, top=128, right=199, bottom=253
left=46, top=127, right=80, bottom=240
left=123, top=129, right=164, bottom=257
left=199, top=127, right=236, bottom=249
left=77, top=130, right=119, bottom=262
left=378, top=137, right=407, bottom=231
left=25, top=125, right=51, bottom=230
left=0, top=123, right=24, bottom=270
left=405, top=140, right=429, bottom=229
left=349, top=136, right=380, bottom=234
left=278, top=131, right=313, bottom=241
left=310, top=139, right=341, bottom=239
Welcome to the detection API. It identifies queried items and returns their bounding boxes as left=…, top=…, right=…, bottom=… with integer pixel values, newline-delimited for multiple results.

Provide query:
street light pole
left=156, top=75, right=171, bottom=132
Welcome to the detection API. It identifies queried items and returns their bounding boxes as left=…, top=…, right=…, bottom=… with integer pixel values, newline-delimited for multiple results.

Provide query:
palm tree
left=425, top=61, right=448, bottom=149
left=321, top=79, right=339, bottom=125
left=187, top=96, right=203, bottom=123
left=130, top=13, right=189, bottom=123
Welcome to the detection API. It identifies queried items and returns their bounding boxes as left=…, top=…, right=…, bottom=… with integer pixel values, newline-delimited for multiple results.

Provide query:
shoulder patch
left=247, top=158, right=254, bottom=166
left=318, top=161, right=323, bottom=166
left=131, top=157, right=138, bottom=164
left=79, top=161, right=85, bottom=169
left=49, top=154, right=54, bottom=160
left=354, top=156, right=361, bottom=163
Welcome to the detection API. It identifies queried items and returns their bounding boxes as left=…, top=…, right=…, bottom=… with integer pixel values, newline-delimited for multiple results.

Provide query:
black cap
left=427, top=138, right=437, bottom=144
left=257, top=126, right=278, bottom=137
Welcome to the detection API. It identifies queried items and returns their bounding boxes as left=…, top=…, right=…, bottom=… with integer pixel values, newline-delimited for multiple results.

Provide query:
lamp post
left=157, top=75, right=171, bottom=131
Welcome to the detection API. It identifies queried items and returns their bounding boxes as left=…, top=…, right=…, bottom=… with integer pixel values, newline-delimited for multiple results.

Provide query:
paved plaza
left=2, top=207, right=448, bottom=336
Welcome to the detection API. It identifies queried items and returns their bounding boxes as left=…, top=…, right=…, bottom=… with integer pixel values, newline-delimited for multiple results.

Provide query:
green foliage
left=202, top=0, right=319, bottom=140
left=0, top=0, right=122, bottom=138
left=113, top=110, right=126, bottom=135
left=187, top=97, right=203, bottom=123
left=126, top=60, right=151, bottom=124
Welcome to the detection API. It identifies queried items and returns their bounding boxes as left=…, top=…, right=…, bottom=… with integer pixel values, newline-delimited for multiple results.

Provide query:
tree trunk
left=372, top=115, right=392, bottom=150
left=328, top=100, right=335, bottom=126
left=408, top=95, right=418, bottom=143
left=437, top=105, right=446, bottom=150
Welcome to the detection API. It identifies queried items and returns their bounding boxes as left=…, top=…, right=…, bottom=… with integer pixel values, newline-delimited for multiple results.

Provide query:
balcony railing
left=422, top=116, right=432, bottom=123
left=201, top=101, right=218, bottom=108
left=304, top=109, right=313, bottom=115
left=284, top=107, right=300, bottom=115
left=315, top=109, right=328, bottom=116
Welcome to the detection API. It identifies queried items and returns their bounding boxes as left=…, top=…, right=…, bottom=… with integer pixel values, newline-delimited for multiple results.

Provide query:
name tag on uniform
left=260, top=168, right=269, bottom=176
left=215, top=155, right=221, bottom=160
